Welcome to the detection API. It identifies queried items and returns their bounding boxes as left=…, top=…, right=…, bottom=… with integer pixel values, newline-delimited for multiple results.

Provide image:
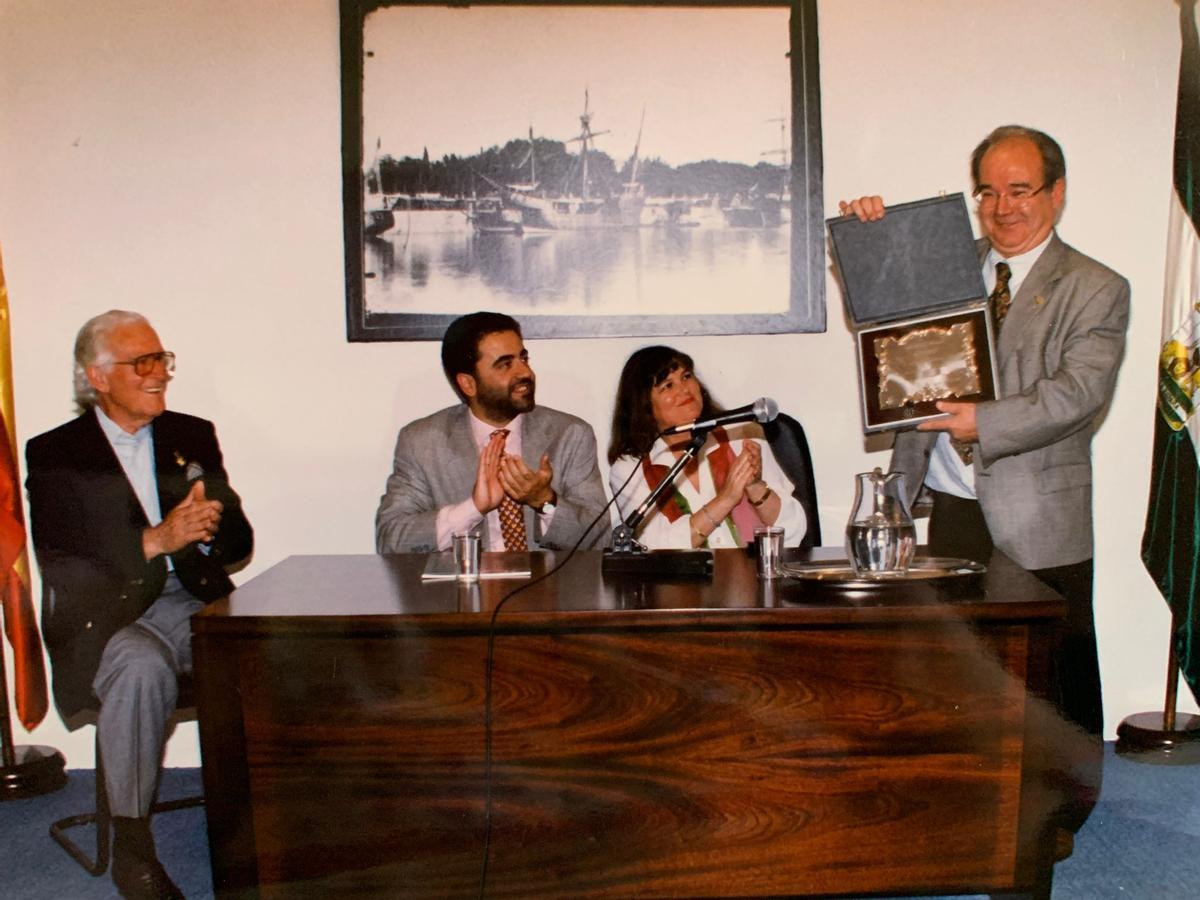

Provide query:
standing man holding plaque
left=840, top=125, right=1130, bottom=840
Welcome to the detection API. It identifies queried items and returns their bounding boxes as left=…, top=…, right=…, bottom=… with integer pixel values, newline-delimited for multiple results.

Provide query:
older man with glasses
left=26, top=309, right=253, bottom=899
left=840, top=125, right=1130, bottom=850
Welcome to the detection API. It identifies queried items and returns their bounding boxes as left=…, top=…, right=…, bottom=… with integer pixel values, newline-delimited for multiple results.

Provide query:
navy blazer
left=26, top=409, right=253, bottom=718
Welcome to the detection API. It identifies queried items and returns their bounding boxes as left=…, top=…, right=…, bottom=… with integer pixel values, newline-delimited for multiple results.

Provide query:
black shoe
left=111, top=848, right=184, bottom=900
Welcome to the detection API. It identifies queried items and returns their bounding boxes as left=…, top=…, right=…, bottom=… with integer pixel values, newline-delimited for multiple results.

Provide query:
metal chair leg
left=48, top=729, right=204, bottom=877
left=48, top=731, right=109, bottom=876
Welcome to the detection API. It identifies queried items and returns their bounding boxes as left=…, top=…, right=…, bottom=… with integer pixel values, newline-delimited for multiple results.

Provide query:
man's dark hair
left=606, top=345, right=723, bottom=464
left=970, top=125, right=1066, bottom=189
left=440, top=311, right=523, bottom=402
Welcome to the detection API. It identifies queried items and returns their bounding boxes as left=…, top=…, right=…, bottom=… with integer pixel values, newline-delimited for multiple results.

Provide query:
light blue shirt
left=94, top=406, right=176, bottom=569
left=923, top=232, right=1053, bottom=498
left=94, top=406, right=163, bottom=525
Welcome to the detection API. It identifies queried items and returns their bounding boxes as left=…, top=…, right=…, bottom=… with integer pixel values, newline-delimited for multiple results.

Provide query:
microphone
left=660, top=397, right=779, bottom=435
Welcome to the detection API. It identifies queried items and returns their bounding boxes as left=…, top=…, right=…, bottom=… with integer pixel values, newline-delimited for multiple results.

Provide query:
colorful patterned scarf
left=639, top=428, right=760, bottom=546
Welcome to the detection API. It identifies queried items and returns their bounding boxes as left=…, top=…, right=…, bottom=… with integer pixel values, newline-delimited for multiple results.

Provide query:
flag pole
left=1124, top=0, right=1200, bottom=766
left=0, top=242, right=64, bottom=799
left=1115, top=614, right=1200, bottom=764
left=0, top=620, right=65, bottom=799
left=1165, top=613, right=1182, bottom=732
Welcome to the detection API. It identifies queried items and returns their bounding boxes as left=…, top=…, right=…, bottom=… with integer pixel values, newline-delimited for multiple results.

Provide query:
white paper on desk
left=420, top=551, right=533, bottom=581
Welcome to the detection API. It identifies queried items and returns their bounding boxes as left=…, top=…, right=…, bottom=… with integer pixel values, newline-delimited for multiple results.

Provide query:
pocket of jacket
left=1037, top=463, right=1091, bottom=494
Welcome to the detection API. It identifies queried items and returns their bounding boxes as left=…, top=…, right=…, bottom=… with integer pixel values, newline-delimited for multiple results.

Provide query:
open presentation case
left=828, top=193, right=998, bottom=433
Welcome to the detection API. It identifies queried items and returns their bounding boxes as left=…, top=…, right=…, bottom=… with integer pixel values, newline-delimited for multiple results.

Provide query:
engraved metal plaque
left=875, top=322, right=981, bottom=410
left=856, top=305, right=998, bottom=433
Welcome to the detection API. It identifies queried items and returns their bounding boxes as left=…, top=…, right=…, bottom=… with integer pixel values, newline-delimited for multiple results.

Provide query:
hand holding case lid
left=827, top=193, right=999, bottom=433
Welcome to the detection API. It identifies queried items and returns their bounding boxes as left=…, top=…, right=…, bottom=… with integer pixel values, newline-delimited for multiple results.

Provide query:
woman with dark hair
left=607, top=346, right=806, bottom=549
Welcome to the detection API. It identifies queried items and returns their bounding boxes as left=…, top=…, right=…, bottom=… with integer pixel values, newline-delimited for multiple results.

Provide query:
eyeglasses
left=972, top=184, right=1049, bottom=206
left=111, top=351, right=176, bottom=376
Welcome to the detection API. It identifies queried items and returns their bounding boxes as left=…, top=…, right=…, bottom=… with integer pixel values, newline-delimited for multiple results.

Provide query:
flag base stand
left=1, top=620, right=64, bottom=799
left=1115, top=620, right=1200, bottom=765
left=0, top=744, right=67, bottom=800
left=1116, top=712, right=1200, bottom=765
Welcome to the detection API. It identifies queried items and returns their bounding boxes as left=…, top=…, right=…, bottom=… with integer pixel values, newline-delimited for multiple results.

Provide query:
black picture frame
left=340, top=0, right=824, bottom=342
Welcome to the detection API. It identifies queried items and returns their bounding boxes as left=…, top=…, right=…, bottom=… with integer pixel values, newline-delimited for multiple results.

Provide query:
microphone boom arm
left=610, top=429, right=709, bottom=554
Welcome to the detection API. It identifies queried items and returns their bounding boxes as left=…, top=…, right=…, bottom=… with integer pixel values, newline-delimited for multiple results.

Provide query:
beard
left=475, top=376, right=535, bottom=421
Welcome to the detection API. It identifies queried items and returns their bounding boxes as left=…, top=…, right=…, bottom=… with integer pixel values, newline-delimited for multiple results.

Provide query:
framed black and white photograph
left=340, top=0, right=824, bottom=341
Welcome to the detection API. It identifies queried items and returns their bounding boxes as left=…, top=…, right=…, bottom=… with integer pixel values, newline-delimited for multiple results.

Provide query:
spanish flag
left=1142, top=0, right=1200, bottom=706
left=0, top=244, right=47, bottom=730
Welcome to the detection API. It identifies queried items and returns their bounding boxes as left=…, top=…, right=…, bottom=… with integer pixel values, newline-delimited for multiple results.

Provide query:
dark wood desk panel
left=193, top=549, right=1070, bottom=899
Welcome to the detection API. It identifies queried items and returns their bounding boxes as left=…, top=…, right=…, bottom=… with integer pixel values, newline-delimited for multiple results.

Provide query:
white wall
left=0, top=0, right=1191, bottom=768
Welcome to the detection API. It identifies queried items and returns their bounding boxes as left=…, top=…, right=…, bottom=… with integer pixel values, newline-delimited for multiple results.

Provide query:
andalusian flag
left=0, top=244, right=48, bottom=730
left=1142, top=0, right=1200, bottom=706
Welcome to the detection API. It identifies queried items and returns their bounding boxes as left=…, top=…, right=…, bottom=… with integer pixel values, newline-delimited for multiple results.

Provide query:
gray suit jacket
left=376, top=404, right=610, bottom=553
left=891, top=233, right=1130, bottom=570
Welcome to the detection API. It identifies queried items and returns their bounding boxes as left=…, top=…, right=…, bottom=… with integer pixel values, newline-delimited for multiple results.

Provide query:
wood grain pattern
left=193, top=549, right=1069, bottom=899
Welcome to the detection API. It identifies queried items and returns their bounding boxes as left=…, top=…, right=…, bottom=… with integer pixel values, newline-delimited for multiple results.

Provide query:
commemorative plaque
left=828, top=193, right=998, bottom=433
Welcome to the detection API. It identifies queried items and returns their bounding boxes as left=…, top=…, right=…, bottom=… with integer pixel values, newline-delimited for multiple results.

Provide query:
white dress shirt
left=923, top=231, right=1053, bottom=498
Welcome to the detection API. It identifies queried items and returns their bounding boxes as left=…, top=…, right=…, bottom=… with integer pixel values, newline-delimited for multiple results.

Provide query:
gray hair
left=73, top=309, right=151, bottom=413
left=970, top=125, right=1066, bottom=190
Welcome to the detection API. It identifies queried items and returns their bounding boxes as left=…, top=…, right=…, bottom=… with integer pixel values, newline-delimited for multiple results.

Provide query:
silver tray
left=779, top=557, right=985, bottom=588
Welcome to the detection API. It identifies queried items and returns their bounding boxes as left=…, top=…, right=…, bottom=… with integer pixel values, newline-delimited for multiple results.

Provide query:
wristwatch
left=538, top=491, right=558, bottom=515
left=749, top=484, right=773, bottom=508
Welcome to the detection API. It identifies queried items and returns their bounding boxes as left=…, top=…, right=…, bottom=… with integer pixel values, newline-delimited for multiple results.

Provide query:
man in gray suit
left=841, top=125, right=1129, bottom=837
left=376, top=311, right=609, bottom=554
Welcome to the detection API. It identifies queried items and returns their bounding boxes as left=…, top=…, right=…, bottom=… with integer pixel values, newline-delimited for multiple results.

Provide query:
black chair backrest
left=763, top=412, right=822, bottom=550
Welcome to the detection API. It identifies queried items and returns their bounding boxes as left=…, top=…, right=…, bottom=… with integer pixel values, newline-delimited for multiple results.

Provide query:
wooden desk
left=193, top=549, right=1075, bottom=899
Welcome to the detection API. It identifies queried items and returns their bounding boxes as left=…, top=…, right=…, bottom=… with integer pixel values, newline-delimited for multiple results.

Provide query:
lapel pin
left=174, top=451, right=186, bottom=468
left=1034, top=295, right=1046, bottom=307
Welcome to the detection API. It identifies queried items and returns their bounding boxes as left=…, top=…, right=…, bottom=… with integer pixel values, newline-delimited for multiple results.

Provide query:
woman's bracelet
left=749, top=485, right=774, bottom=508
left=695, top=506, right=718, bottom=534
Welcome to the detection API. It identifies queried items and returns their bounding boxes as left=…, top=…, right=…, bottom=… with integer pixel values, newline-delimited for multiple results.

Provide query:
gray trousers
left=91, top=575, right=204, bottom=818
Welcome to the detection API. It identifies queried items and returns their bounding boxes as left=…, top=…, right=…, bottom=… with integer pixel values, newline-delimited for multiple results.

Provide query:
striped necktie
left=952, top=261, right=1014, bottom=467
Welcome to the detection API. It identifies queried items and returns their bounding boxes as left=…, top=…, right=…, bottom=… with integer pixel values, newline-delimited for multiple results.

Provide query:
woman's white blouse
left=609, top=431, right=807, bottom=550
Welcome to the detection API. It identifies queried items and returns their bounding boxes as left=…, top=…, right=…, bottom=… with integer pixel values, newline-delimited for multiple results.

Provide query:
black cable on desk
left=476, top=460, right=643, bottom=899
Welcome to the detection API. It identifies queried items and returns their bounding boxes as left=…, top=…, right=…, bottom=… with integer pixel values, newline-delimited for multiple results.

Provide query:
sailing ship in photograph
left=364, top=137, right=395, bottom=237
left=358, top=93, right=792, bottom=317
left=363, top=94, right=791, bottom=238
left=465, top=196, right=523, bottom=235
left=500, top=93, right=645, bottom=232
left=723, top=114, right=790, bottom=228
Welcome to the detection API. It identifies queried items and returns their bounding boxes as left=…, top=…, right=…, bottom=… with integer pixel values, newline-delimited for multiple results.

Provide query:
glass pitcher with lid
left=845, top=467, right=916, bottom=576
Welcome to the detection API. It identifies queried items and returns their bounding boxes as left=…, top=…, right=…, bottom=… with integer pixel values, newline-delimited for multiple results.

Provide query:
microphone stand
left=603, top=429, right=714, bottom=577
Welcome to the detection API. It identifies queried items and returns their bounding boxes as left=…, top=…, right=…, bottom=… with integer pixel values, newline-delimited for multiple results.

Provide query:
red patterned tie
left=492, top=430, right=528, bottom=551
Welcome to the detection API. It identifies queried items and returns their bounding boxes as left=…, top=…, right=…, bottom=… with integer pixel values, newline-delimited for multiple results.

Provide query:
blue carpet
left=1, top=768, right=211, bottom=899
left=1, top=744, right=1197, bottom=898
